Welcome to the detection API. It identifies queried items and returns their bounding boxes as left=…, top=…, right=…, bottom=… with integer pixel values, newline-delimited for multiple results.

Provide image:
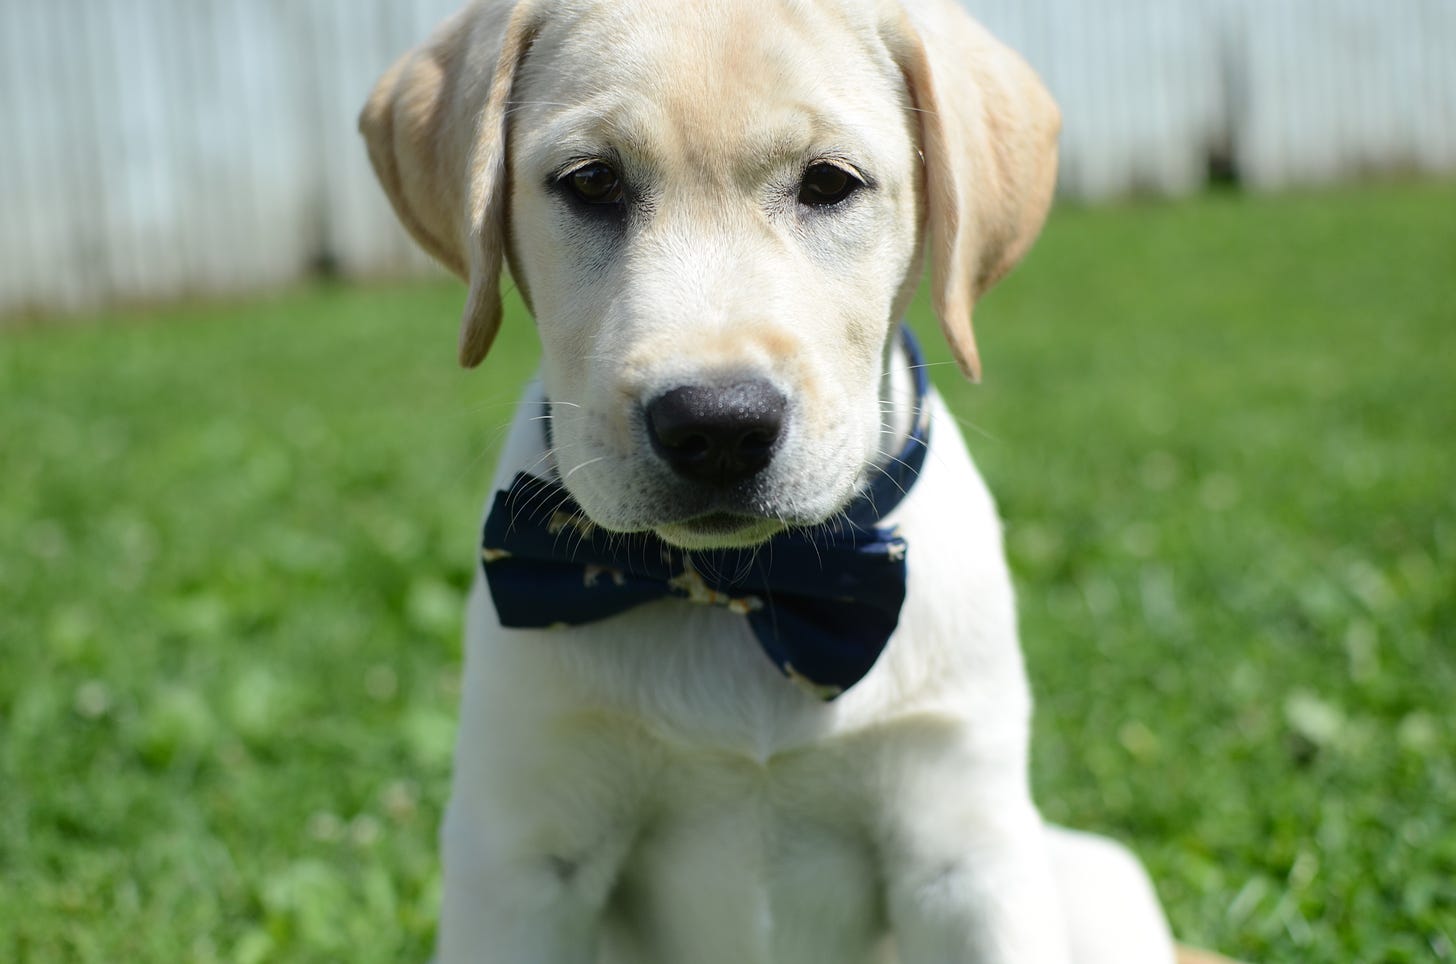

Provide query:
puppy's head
left=360, top=0, right=1058, bottom=549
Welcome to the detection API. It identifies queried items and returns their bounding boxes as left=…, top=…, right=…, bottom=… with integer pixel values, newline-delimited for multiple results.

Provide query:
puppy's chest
left=600, top=748, right=889, bottom=964
left=528, top=608, right=901, bottom=961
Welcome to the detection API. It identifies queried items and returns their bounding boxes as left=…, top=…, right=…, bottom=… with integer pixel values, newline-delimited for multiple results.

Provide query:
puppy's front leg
left=436, top=805, right=626, bottom=964
left=885, top=799, right=1070, bottom=964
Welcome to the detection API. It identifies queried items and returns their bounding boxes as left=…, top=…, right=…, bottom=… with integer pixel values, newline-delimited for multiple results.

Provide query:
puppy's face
left=507, top=0, right=923, bottom=549
left=361, top=0, right=1060, bottom=547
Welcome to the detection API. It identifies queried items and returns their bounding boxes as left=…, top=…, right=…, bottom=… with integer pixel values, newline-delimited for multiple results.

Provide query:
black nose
left=646, top=380, right=787, bottom=485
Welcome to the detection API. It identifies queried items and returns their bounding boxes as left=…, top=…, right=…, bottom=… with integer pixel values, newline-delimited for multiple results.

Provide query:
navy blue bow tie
left=480, top=326, right=931, bottom=700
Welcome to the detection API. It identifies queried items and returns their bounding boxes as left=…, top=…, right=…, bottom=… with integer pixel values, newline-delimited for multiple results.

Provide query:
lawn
left=2, top=181, right=1453, bottom=963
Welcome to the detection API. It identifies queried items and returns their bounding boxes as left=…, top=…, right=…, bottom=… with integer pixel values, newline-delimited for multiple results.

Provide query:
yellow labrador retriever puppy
left=362, top=1, right=1221, bottom=961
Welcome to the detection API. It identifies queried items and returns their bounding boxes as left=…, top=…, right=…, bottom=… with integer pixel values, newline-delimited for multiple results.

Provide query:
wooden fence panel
left=1231, top=0, right=1456, bottom=189
left=0, top=0, right=1452, bottom=318
left=971, top=0, right=1228, bottom=199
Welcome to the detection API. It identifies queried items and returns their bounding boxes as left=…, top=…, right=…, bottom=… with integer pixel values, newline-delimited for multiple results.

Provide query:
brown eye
left=798, top=163, right=861, bottom=207
left=565, top=162, right=624, bottom=204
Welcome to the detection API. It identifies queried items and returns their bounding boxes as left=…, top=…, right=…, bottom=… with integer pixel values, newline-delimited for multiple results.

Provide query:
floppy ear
left=359, top=1, right=539, bottom=368
left=889, top=0, right=1060, bottom=381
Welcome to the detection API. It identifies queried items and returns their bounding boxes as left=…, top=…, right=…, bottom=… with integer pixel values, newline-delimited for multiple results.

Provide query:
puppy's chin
left=654, top=514, right=786, bottom=550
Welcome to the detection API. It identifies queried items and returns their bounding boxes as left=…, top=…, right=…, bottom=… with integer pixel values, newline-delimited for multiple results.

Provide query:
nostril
left=670, top=432, right=711, bottom=459
left=739, top=428, right=777, bottom=455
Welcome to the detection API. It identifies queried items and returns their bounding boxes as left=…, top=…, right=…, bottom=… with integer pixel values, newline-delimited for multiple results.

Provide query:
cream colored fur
left=360, top=1, right=1196, bottom=961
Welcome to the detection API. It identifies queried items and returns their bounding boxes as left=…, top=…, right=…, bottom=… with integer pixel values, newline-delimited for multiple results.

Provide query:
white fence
left=1, top=0, right=1453, bottom=318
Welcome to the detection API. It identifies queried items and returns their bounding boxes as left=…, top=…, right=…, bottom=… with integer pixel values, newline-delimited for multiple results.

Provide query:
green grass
left=3, top=181, right=1453, bottom=962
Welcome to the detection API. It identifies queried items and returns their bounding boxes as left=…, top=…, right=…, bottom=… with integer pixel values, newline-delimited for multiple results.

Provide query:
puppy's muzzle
left=646, top=379, right=787, bottom=487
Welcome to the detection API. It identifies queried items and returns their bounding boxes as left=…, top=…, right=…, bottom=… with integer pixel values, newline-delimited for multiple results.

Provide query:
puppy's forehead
left=519, top=0, right=907, bottom=169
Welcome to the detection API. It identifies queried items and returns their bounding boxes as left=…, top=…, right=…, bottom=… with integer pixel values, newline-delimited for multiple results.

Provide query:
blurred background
left=1, top=0, right=1454, bottom=313
left=2, top=2, right=1453, bottom=963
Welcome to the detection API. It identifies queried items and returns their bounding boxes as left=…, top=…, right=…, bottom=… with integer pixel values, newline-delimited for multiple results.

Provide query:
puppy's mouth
left=654, top=512, right=786, bottom=550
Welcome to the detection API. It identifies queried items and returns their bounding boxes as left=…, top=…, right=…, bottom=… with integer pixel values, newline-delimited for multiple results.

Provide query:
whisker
left=562, top=456, right=607, bottom=481
left=873, top=448, right=925, bottom=480
left=877, top=359, right=960, bottom=379
left=865, top=458, right=912, bottom=502
left=509, top=466, right=570, bottom=529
